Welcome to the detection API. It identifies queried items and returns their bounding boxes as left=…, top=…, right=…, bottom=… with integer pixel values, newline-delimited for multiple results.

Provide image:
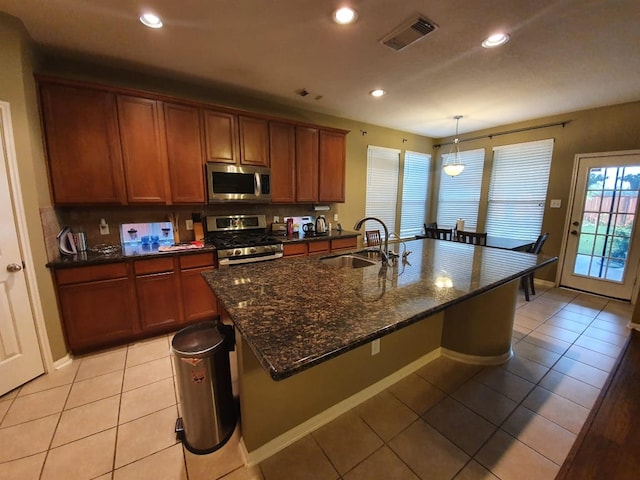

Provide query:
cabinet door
left=295, top=126, right=319, bottom=202
left=39, top=83, right=126, bottom=204
left=163, top=102, right=206, bottom=203
left=319, top=130, right=347, bottom=202
left=58, top=278, right=136, bottom=353
left=269, top=122, right=296, bottom=203
left=136, top=271, right=182, bottom=331
left=283, top=243, right=308, bottom=257
left=181, top=267, right=218, bottom=323
left=117, top=95, right=169, bottom=203
left=203, top=109, right=238, bottom=164
left=331, top=237, right=357, bottom=251
left=239, top=116, right=269, bottom=166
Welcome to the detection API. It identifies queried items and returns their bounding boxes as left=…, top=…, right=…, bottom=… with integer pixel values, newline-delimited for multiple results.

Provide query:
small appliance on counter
left=315, top=215, right=327, bottom=235
left=271, top=222, right=288, bottom=236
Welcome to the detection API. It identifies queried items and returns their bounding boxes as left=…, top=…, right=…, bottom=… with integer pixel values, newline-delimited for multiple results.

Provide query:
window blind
left=400, top=150, right=431, bottom=238
left=365, top=146, right=400, bottom=238
left=437, top=148, right=485, bottom=230
left=486, top=139, right=554, bottom=240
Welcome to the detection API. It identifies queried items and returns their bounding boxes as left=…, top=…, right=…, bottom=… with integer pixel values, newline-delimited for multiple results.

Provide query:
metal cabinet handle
left=6, top=263, right=23, bottom=272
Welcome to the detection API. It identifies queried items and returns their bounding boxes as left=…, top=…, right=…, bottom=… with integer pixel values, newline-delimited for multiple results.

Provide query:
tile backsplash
left=43, top=204, right=333, bottom=262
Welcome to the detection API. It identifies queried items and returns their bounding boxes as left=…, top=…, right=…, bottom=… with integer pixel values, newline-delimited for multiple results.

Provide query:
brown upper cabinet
left=239, top=115, right=269, bottom=167
left=295, top=126, right=319, bottom=202
left=39, top=83, right=127, bottom=204
left=163, top=103, right=206, bottom=203
left=202, top=109, right=238, bottom=164
left=318, top=130, right=346, bottom=203
left=117, top=95, right=170, bottom=204
left=38, top=78, right=348, bottom=205
left=269, top=122, right=296, bottom=203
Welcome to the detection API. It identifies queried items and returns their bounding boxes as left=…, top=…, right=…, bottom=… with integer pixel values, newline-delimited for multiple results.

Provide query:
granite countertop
left=46, top=243, right=217, bottom=268
left=277, top=230, right=359, bottom=243
left=203, top=238, right=557, bottom=380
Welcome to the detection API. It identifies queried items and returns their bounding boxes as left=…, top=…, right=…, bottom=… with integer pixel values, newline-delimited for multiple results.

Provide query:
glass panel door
left=561, top=152, right=640, bottom=300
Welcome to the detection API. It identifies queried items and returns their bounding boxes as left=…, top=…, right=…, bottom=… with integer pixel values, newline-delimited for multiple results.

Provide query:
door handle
left=6, top=263, right=23, bottom=272
left=572, top=221, right=579, bottom=226
left=570, top=230, right=578, bottom=236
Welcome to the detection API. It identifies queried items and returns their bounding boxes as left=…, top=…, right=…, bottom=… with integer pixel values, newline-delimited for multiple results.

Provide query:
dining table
left=415, top=233, right=534, bottom=252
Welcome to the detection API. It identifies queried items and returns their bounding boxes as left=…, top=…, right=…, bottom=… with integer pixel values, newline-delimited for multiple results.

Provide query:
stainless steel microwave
left=206, top=163, right=271, bottom=203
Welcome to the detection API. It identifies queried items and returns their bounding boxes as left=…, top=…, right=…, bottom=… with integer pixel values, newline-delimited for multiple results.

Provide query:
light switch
left=333, top=213, right=339, bottom=222
left=550, top=199, right=562, bottom=208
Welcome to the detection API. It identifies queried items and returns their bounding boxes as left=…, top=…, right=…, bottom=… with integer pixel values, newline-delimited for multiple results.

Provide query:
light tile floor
left=0, top=285, right=633, bottom=480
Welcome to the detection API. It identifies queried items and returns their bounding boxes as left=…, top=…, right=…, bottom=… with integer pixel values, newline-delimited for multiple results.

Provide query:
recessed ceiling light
left=482, top=32, right=510, bottom=48
left=370, top=89, right=385, bottom=97
left=333, top=7, right=357, bottom=25
left=140, top=12, right=163, bottom=29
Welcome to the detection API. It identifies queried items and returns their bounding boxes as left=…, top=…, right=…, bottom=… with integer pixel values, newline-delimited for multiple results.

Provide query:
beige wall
left=433, top=102, right=640, bottom=281
left=0, top=14, right=66, bottom=360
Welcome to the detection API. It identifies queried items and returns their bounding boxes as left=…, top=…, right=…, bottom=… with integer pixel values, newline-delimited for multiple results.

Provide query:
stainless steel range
left=205, top=214, right=283, bottom=266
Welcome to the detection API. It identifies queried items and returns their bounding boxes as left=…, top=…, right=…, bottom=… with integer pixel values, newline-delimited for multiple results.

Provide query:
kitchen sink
left=320, top=254, right=378, bottom=269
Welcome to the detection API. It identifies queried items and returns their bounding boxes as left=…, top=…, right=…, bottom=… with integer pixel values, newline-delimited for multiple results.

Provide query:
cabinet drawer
left=55, top=262, right=128, bottom=285
left=179, top=252, right=215, bottom=269
left=308, top=240, right=330, bottom=254
left=331, top=237, right=357, bottom=251
left=283, top=243, right=307, bottom=256
left=134, top=257, right=175, bottom=275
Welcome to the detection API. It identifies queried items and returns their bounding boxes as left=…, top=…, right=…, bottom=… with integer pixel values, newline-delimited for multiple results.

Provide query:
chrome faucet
left=353, top=216, right=389, bottom=265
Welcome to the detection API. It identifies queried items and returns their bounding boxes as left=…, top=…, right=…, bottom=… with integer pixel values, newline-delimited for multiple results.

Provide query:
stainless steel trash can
left=172, top=321, right=236, bottom=454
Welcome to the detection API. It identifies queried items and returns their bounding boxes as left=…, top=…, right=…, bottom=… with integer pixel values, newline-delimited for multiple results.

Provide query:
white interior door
left=560, top=151, right=640, bottom=300
left=0, top=102, right=44, bottom=396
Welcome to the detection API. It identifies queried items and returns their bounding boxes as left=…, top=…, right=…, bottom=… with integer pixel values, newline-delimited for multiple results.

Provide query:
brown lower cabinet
left=283, top=236, right=357, bottom=257
left=54, top=252, right=218, bottom=354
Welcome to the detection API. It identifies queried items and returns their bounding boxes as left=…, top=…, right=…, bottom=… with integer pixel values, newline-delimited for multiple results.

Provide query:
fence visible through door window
left=574, top=165, right=640, bottom=282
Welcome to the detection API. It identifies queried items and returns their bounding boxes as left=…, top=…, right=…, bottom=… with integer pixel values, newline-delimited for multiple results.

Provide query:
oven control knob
left=249, top=247, right=256, bottom=253
left=234, top=249, right=242, bottom=256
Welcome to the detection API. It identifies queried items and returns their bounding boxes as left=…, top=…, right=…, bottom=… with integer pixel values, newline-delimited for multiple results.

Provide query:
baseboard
left=241, top=348, right=442, bottom=466
left=441, top=347, right=513, bottom=366
left=53, top=354, right=73, bottom=370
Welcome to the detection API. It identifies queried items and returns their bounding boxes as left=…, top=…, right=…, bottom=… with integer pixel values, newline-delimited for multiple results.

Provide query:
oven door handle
left=219, top=252, right=283, bottom=266
left=254, top=172, right=261, bottom=196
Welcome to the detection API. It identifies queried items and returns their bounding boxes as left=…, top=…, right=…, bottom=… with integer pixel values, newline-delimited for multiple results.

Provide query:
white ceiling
left=2, top=0, right=639, bottom=138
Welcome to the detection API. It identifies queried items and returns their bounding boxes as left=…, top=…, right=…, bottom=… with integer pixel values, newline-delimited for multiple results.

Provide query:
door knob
left=6, top=263, right=22, bottom=272
left=570, top=230, right=578, bottom=236
left=572, top=221, right=579, bottom=226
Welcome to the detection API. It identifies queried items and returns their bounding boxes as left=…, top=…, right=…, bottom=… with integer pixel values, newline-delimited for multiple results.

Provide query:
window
left=437, top=148, right=485, bottom=230
left=400, top=151, right=431, bottom=238
left=365, top=146, right=400, bottom=237
left=486, top=139, right=553, bottom=240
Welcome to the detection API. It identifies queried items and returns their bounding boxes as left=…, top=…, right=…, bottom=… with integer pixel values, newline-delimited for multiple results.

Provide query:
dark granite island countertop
left=203, top=237, right=557, bottom=381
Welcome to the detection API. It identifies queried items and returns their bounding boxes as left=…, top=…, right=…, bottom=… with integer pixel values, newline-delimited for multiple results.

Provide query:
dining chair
left=521, top=232, right=549, bottom=301
left=424, top=227, right=453, bottom=240
left=365, top=230, right=382, bottom=246
left=456, top=230, right=487, bottom=246
left=424, top=222, right=438, bottom=231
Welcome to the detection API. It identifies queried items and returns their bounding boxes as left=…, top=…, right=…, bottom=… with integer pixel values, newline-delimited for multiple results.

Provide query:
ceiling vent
left=380, top=15, right=438, bottom=51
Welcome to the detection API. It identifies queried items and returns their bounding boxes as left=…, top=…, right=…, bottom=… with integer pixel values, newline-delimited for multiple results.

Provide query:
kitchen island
left=203, top=238, right=557, bottom=462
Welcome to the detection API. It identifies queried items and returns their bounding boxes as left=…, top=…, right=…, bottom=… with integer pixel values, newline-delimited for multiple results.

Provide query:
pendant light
left=443, top=115, right=465, bottom=177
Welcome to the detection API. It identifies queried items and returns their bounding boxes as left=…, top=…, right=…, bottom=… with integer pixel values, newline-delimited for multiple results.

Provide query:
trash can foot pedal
left=175, top=417, right=185, bottom=442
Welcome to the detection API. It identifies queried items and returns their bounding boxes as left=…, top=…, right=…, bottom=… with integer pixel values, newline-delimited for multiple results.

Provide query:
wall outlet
left=371, top=339, right=380, bottom=356
left=333, top=213, right=339, bottom=222
left=550, top=199, right=562, bottom=208
left=185, top=219, right=194, bottom=230
left=273, top=216, right=280, bottom=223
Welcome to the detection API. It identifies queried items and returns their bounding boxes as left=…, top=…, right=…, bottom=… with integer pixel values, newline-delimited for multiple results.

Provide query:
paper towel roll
left=456, top=219, right=465, bottom=231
